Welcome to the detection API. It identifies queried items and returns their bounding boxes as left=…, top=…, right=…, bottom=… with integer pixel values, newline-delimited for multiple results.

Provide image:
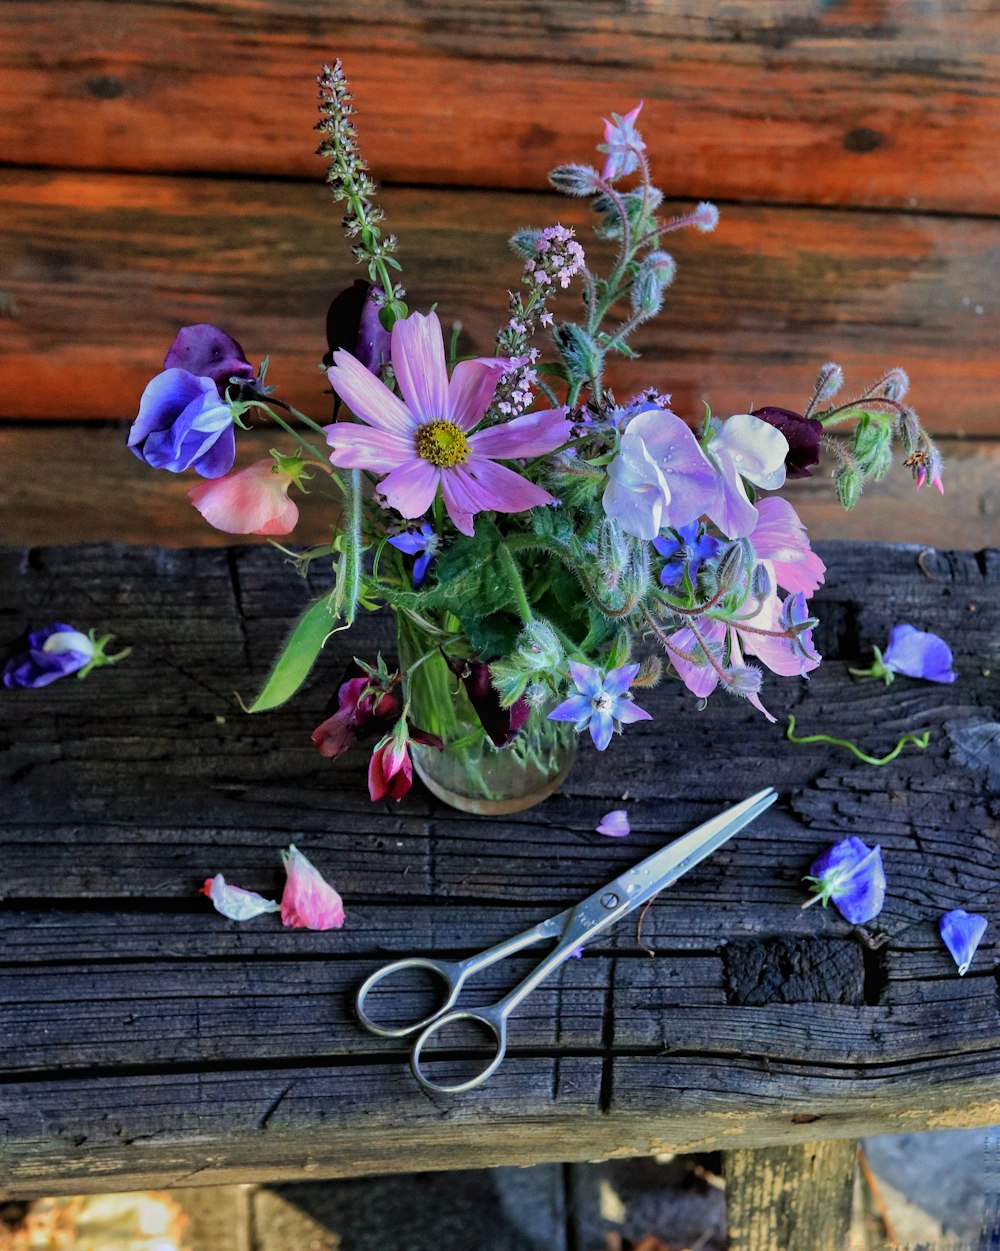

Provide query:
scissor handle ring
left=356, top=957, right=463, bottom=1038
left=410, top=1007, right=508, bottom=1095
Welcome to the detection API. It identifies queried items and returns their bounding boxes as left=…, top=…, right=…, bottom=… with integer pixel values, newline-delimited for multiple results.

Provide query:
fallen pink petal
left=280, top=844, right=346, bottom=930
left=200, top=873, right=281, bottom=922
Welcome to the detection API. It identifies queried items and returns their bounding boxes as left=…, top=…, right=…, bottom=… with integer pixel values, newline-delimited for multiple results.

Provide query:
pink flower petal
left=666, top=621, right=725, bottom=698
left=438, top=465, right=482, bottom=536
left=469, top=407, right=574, bottom=459
left=376, top=457, right=441, bottom=519
left=323, top=422, right=415, bottom=471
left=391, top=311, right=449, bottom=423
left=201, top=873, right=280, bottom=922
left=280, top=844, right=345, bottom=931
left=736, top=596, right=820, bottom=678
left=448, top=358, right=506, bottom=431
left=462, top=457, right=555, bottom=516
left=750, top=497, right=826, bottom=596
left=327, top=350, right=416, bottom=436
left=188, top=459, right=297, bottom=536
left=727, top=630, right=777, bottom=723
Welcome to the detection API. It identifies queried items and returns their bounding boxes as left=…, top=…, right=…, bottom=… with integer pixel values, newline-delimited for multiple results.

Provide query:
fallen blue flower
left=852, top=624, right=956, bottom=686
left=596, top=809, right=630, bottom=837
left=802, top=836, right=886, bottom=925
left=3, top=624, right=130, bottom=690
left=940, top=909, right=988, bottom=976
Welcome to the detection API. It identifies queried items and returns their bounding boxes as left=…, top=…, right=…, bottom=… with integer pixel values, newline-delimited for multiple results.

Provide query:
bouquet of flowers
left=127, top=64, right=943, bottom=814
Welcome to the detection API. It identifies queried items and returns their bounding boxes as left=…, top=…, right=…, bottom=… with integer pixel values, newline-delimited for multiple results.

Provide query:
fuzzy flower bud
left=835, top=465, right=863, bottom=510
left=548, top=164, right=603, bottom=197
left=693, top=201, right=720, bottom=232
left=811, top=362, right=844, bottom=408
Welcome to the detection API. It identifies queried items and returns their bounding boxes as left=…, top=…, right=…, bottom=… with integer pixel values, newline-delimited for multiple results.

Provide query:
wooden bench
left=1, top=539, right=997, bottom=1248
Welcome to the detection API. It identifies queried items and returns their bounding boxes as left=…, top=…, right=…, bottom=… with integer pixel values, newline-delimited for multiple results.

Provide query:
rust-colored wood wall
left=1, top=1, right=998, bottom=547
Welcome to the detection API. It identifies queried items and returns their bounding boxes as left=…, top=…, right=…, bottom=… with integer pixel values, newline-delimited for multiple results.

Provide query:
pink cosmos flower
left=188, top=458, right=299, bottom=536
left=325, top=311, right=573, bottom=536
left=201, top=873, right=281, bottom=922
left=280, top=844, right=345, bottom=931
left=749, top=497, right=826, bottom=597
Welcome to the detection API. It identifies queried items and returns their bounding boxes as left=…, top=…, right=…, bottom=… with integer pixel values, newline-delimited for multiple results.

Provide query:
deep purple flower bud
left=311, top=664, right=400, bottom=759
left=803, top=837, right=886, bottom=925
left=445, top=655, right=531, bottom=749
left=3, top=622, right=94, bottom=689
left=939, top=909, right=988, bottom=976
left=163, top=325, right=255, bottom=396
left=751, top=407, right=823, bottom=479
left=323, top=280, right=391, bottom=376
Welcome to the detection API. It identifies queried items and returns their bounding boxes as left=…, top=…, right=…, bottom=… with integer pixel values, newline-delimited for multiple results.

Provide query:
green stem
left=334, top=468, right=363, bottom=627
left=786, top=715, right=931, bottom=767
left=498, top=543, right=533, bottom=624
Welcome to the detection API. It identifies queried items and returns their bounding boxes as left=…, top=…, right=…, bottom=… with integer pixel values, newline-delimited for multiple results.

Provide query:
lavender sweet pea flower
left=3, top=623, right=94, bottom=689
left=803, top=837, right=886, bottom=925
left=653, top=523, right=721, bottom=588
left=548, top=662, right=652, bottom=751
left=603, top=406, right=719, bottom=541
left=388, top=523, right=439, bottom=587
left=704, top=413, right=789, bottom=539
left=939, top=909, right=988, bottom=976
left=128, top=368, right=236, bottom=478
left=749, top=497, right=826, bottom=597
left=596, top=810, right=630, bottom=837
left=598, top=102, right=645, bottom=180
left=882, top=624, right=957, bottom=684
left=163, top=325, right=255, bottom=395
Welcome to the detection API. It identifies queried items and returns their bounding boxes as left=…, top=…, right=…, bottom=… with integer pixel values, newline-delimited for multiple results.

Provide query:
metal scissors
left=356, top=787, right=777, bottom=1094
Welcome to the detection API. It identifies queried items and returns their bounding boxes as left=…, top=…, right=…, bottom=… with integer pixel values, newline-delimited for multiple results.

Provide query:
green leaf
left=248, top=596, right=337, bottom=712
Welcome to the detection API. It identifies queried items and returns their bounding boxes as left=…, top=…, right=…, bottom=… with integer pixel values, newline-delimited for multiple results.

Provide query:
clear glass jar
left=396, top=612, right=577, bottom=815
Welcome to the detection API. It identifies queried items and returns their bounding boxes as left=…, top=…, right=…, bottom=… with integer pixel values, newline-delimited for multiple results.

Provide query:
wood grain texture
left=2, top=425, right=997, bottom=550
left=724, top=1140, right=857, bottom=1251
left=0, top=541, right=998, bottom=1195
left=3, top=2, right=1000, bottom=214
left=1, top=170, right=998, bottom=433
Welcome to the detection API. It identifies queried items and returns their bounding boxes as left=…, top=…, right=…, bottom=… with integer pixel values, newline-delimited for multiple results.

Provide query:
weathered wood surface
left=4, top=2, right=1000, bottom=215
left=0, top=541, right=998, bottom=1197
left=2, top=425, right=997, bottom=551
left=725, top=1140, right=857, bottom=1251
left=1, top=171, right=998, bottom=434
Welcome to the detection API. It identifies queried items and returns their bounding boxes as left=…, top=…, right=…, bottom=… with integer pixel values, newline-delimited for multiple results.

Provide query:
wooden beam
left=724, top=1140, right=857, bottom=1251
left=3, top=2, right=1000, bottom=213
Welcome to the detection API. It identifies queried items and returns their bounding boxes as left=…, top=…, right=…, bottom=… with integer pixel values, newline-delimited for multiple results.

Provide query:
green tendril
left=785, top=715, right=931, bottom=767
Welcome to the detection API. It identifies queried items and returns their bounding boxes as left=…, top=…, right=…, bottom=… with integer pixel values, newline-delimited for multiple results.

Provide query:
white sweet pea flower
left=704, top=413, right=789, bottom=538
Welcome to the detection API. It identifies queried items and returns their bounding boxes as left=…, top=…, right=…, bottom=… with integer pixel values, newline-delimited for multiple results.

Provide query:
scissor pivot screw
left=600, top=892, right=620, bottom=909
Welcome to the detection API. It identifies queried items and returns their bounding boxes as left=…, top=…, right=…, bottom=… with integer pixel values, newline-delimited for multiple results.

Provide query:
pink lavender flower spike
left=802, top=837, right=886, bottom=925
left=201, top=874, right=280, bottom=922
left=704, top=413, right=789, bottom=539
left=325, top=310, right=573, bottom=536
left=940, top=909, right=988, bottom=976
left=749, top=497, right=826, bottom=597
left=548, top=662, right=651, bottom=751
left=280, top=845, right=345, bottom=931
left=596, top=809, right=630, bottom=838
left=598, top=102, right=645, bottom=180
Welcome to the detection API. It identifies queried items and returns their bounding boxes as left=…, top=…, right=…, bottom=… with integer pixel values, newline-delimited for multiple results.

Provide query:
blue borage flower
left=387, top=522, right=439, bottom=588
left=940, top=909, right=988, bottom=976
left=802, top=836, right=886, bottom=925
left=547, top=662, right=652, bottom=751
left=653, top=522, right=721, bottom=588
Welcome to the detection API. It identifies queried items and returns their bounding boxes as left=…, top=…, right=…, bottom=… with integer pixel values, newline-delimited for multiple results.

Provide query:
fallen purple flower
left=940, top=909, right=988, bottom=976
left=596, top=810, right=631, bottom=838
left=853, top=624, right=957, bottom=686
left=802, top=836, right=886, bottom=925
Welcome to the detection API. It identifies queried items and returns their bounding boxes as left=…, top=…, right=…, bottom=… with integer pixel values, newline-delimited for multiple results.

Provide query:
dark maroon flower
left=163, top=325, right=255, bottom=396
left=323, top=280, right=392, bottom=377
left=368, top=719, right=443, bottom=803
left=751, top=407, right=823, bottom=479
left=444, top=654, right=531, bottom=748
left=311, top=665, right=399, bottom=759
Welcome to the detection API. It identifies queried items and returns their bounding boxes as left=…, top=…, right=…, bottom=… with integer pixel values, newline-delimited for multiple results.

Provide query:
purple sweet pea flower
left=387, top=523, right=439, bottom=587
left=163, top=325, right=255, bottom=395
left=802, top=837, right=886, bottom=925
left=603, top=405, right=719, bottom=541
left=598, top=102, right=645, bottom=180
left=704, top=413, right=789, bottom=539
left=128, top=368, right=236, bottom=477
left=548, top=662, right=652, bottom=752
left=751, top=407, right=823, bottom=479
left=596, top=809, right=631, bottom=837
left=939, top=909, right=988, bottom=976
left=323, top=280, right=392, bottom=377
left=3, top=623, right=95, bottom=689
left=653, top=523, right=721, bottom=588
left=882, top=624, right=957, bottom=684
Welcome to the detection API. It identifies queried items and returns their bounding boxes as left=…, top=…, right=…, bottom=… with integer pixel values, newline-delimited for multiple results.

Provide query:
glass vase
left=395, top=612, right=577, bottom=815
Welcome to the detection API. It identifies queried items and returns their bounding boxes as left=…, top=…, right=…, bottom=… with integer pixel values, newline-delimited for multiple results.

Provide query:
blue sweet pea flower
left=548, top=662, right=652, bottom=751
left=853, top=624, right=957, bottom=686
left=940, top=909, right=988, bottom=976
left=3, top=623, right=94, bottom=689
left=387, top=523, right=439, bottom=588
left=128, top=368, right=236, bottom=478
left=802, top=836, right=886, bottom=925
left=653, top=523, right=721, bottom=588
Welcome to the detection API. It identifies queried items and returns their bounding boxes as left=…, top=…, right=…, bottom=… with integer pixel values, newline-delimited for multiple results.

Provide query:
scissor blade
left=615, top=787, right=777, bottom=909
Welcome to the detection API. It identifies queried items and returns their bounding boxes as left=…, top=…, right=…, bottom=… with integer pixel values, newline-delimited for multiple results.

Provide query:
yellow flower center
left=415, top=420, right=471, bottom=469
